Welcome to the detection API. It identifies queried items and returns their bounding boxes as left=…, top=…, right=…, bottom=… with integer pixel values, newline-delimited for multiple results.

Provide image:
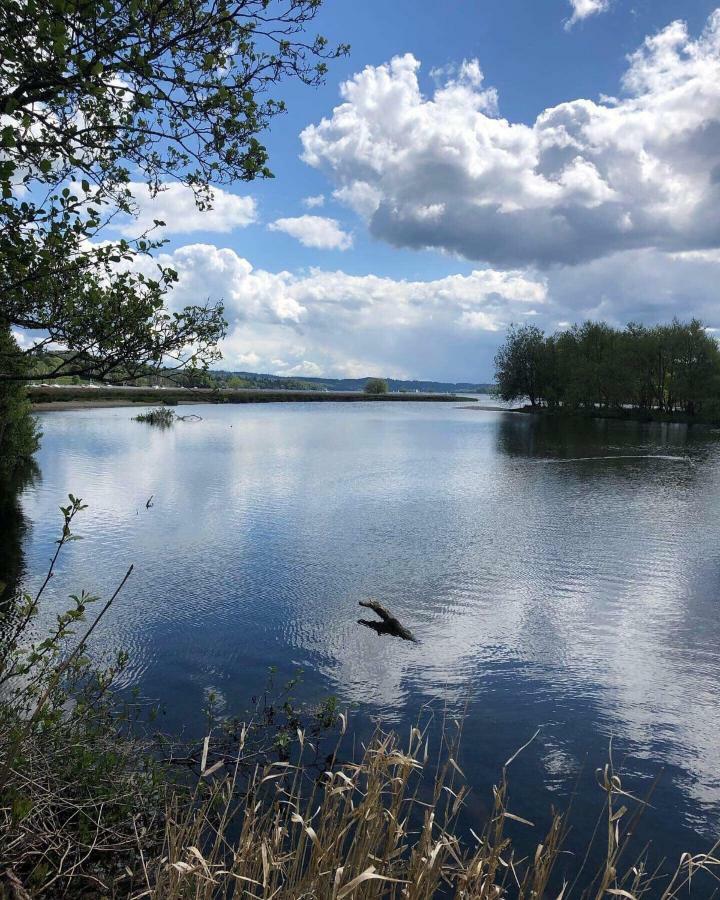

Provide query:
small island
left=494, top=318, right=720, bottom=425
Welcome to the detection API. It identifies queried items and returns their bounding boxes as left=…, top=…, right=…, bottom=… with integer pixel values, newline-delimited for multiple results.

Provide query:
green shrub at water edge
left=133, top=407, right=176, bottom=427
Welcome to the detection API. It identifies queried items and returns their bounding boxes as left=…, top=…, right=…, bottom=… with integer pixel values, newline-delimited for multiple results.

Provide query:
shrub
left=0, top=497, right=164, bottom=896
left=133, top=407, right=176, bottom=426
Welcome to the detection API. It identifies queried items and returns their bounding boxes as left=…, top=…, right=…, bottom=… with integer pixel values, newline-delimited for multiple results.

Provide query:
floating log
left=358, top=600, right=417, bottom=643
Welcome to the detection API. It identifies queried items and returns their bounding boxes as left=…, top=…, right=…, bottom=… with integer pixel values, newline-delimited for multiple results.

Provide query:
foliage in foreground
left=151, top=727, right=720, bottom=900
left=1, top=501, right=719, bottom=898
left=0, top=0, right=347, bottom=386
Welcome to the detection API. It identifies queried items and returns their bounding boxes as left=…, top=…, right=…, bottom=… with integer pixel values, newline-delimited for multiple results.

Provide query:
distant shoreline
left=29, top=385, right=474, bottom=411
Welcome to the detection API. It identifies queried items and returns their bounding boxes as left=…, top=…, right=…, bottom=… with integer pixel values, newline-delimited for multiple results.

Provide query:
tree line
left=494, top=319, right=720, bottom=418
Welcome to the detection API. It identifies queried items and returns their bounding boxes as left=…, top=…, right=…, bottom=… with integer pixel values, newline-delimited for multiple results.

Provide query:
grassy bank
left=28, top=385, right=470, bottom=410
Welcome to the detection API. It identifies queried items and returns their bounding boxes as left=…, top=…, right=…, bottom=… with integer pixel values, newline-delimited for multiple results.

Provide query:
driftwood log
left=358, top=600, right=417, bottom=643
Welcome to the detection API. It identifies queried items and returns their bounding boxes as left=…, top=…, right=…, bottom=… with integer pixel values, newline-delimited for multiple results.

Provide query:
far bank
left=28, top=384, right=474, bottom=411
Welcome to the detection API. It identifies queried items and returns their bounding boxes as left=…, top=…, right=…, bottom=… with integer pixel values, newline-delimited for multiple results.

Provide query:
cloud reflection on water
left=15, top=403, right=720, bottom=842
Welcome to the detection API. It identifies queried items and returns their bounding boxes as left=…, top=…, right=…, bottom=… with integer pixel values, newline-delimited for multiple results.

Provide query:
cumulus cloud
left=131, top=238, right=720, bottom=380
left=268, top=214, right=353, bottom=250
left=300, top=11, right=720, bottom=268
left=549, top=247, right=720, bottom=329
left=11, top=329, right=32, bottom=349
left=565, top=0, right=609, bottom=30
left=302, top=194, right=325, bottom=208
left=115, top=182, right=257, bottom=237
left=140, top=242, right=546, bottom=378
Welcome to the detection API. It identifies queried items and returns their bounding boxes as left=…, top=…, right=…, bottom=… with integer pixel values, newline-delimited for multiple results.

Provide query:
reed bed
left=3, top=700, right=719, bottom=898
left=146, top=722, right=719, bottom=900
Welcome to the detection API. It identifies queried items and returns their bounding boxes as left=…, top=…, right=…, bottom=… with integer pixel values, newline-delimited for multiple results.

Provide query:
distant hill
left=211, top=370, right=495, bottom=394
left=26, top=351, right=494, bottom=394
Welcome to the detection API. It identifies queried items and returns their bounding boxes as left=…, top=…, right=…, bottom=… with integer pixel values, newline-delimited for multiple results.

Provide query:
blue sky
left=123, top=1, right=720, bottom=381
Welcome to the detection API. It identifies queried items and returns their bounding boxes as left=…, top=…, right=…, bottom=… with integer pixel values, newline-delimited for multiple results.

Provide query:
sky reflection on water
left=6, top=401, right=720, bottom=864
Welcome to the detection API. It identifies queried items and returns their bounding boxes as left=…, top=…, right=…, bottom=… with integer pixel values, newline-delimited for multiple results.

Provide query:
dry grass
left=143, top=720, right=720, bottom=900
left=3, top=707, right=719, bottom=898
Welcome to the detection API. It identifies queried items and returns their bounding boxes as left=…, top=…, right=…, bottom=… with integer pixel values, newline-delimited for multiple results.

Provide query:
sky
left=120, top=0, right=720, bottom=382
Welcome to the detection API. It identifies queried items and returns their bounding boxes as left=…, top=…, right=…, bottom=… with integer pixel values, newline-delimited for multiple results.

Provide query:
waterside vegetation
left=133, top=407, right=178, bottom=427
left=364, top=377, right=390, bottom=395
left=0, top=330, right=40, bottom=477
left=495, top=319, right=720, bottom=423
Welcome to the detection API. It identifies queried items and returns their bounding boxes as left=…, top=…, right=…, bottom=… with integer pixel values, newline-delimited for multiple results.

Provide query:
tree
left=0, top=0, right=347, bottom=384
left=493, top=318, right=720, bottom=418
left=0, top=329, right=40, bottom=475
left=364, top=378, right=389, bottom=395
left=493, top=324, right=546, bottom=406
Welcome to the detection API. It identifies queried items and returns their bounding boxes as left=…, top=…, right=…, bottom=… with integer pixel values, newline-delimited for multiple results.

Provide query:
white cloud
left=302, top=194, right=325, bottom=208
left=115, top=182, right=257, bottom=237
left=133, top=238, right=720, bottom=380
left=139, top=242, right=546, bottom=379
left=549, top=246, right=720, bottom=330
left=268, top=215, right=353, bottom=250
left=276, top=360, right=324, bottom=377
left=11, top=329, right=32, bottom=349
left=332, top=182, right=382, bottom=218
left=301, top=12, right=720, bottom=268
left=565, top=0, right=609, bottom=30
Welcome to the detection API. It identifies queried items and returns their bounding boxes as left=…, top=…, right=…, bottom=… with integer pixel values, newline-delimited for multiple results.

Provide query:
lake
left=4, top=399, right=720, bottom=875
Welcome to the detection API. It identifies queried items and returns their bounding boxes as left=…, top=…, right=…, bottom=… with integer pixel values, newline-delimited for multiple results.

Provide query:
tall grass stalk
left=146, top=722, right=719, bottom=900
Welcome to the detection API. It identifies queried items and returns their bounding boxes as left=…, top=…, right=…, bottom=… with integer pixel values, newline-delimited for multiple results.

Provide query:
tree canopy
left=0, top=0, right=347, bottom=383
left=494, top=319, right=720, bottom=418
left=364, top=378, right=389, bottom=395
left=0, top=330, right=40, bottom=475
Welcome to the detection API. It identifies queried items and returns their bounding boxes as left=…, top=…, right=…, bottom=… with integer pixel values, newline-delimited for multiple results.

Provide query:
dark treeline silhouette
left=494, top=319, right=720, bottom=418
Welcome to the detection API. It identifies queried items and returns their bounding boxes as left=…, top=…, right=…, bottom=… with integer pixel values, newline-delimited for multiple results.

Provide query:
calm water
left=4, top=400, right=720, bottom=873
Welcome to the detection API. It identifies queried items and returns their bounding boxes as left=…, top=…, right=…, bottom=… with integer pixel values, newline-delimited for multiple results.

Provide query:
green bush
left=0, top=497, right=165, bottom=896
left=133, top=407, right=176, bottom=426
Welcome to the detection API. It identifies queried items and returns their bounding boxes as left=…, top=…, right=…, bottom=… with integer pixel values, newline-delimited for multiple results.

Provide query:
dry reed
left=143, top=719, right=720, bottom=900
